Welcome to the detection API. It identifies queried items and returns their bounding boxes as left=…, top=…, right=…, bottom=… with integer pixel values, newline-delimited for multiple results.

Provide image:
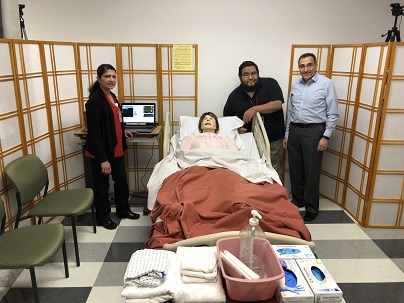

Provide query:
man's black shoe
left=102, top=219, right=117, bottom=230
left=303, top=212, right=317, bottom=222
left=117, top=211, right=140, bottom=220
left=291, top=199, right=305, bottom=208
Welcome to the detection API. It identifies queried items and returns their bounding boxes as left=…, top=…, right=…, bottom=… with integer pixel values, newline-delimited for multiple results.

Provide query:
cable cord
left=140, top=142, right=155, bottom=190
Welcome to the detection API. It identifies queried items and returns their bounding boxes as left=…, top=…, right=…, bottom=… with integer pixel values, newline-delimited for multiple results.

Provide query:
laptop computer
left=121, top=102, right=156, bottom=133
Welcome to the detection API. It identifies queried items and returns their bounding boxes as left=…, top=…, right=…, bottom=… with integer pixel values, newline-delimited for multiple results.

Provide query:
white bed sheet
left=239, top=132, right=261, bottom=160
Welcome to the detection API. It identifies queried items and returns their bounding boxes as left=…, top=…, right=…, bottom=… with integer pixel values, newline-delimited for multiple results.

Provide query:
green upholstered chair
left=4, top=154, right=95, bottom=267
left=0, top=198, right=69, bottom=303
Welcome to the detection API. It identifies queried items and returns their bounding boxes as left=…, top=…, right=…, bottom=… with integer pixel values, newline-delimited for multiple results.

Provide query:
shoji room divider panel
left=343, top=43, right=390, bottom=226
left=0, top=39, right=85, bottom=227
left=0, top=39, right=26, bottom=227
left=288, top=43, right=404, bottom=228
left=0, top=39, right=198, bottom=228
left=160, top=44, right=198, bottom=138
left=118, top=44, right=161, bottom=192
left=356, top=43, right=404, bottom=227
left=43, top=41, right=85, bottom=191
left=322, top=44, right=364, bottom=210
left=76, top=43, right=160, bottom=192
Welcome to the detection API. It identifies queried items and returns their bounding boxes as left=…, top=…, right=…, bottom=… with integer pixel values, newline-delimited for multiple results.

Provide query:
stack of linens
left=180, top=246, right=218, bottom=283
left=174, top=246, right=226, bottom=303
left=121, top=249, right=177, bottom=303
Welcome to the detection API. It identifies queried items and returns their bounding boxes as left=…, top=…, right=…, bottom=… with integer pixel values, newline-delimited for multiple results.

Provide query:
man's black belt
left=291, top=122, right=325, bottom=128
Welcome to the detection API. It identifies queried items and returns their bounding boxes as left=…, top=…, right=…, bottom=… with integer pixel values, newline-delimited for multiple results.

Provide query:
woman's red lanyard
left=247, top=91, right=259, bottom=107
left=105, top=93, right=122, bottom=122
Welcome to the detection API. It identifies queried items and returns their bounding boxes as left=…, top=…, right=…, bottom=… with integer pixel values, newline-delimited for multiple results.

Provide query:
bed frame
left=159, top=112, right=315, bottom=251
left=162, top=231, right=315, bottom=251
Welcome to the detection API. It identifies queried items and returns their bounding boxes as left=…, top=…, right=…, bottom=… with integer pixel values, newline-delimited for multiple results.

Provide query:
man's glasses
left=298, top=63, right=315, bottom=70
left=242, top=71, right=258, bottom=78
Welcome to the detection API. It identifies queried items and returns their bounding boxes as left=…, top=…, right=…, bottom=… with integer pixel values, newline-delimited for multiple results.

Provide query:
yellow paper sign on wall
left=173, top=44, right=193, bottom=70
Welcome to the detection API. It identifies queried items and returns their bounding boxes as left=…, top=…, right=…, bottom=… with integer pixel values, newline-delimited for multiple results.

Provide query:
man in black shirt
left=224, top=61, right=285, bottom=179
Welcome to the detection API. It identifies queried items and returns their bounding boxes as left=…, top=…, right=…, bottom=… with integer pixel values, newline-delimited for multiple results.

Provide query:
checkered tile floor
left=1, top=198, right=403, bottom=303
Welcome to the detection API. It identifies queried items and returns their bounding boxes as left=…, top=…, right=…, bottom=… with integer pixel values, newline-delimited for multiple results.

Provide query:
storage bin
left=217, top=236, right=284, bottom=301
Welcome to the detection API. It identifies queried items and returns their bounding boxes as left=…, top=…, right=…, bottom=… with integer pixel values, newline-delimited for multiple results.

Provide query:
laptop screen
left=121, top=103, right=156, bottom=126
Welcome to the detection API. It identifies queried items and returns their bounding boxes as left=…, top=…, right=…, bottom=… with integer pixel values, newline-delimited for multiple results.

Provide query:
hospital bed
left=147, top=112, right=315, bottom=251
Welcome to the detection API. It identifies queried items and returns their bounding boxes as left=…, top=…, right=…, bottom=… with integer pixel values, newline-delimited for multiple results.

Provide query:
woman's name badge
left=117, top=103, right=123, bottom=122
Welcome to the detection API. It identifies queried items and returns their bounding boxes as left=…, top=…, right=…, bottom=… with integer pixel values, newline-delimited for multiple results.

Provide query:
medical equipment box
left=272, top=244, right=316, bottom=260
left=276, top=260, right=314, bottom=303
left=217, top=237, right=284, bottom=302
left=296, top=259, right=343, bottom=303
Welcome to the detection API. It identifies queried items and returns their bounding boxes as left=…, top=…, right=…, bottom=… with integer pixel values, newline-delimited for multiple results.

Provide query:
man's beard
left=241, top=78, right=260, bottom=92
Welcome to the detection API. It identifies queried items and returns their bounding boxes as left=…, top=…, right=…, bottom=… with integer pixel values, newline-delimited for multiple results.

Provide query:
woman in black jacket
left=85, top=63, right=139, bottom=230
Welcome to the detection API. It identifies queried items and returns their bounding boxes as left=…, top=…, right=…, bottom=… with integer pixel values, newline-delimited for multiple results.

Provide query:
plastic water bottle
left=239, top=210, right=267, bottom=278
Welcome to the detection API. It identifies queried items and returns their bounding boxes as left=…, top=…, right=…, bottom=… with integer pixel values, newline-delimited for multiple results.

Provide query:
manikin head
left=198, top=112, right=219, bottom=133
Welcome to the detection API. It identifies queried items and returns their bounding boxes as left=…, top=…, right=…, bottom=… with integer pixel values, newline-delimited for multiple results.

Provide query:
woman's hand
left=125, top=131, right=137, bottom=139
left=101, top=161, right=111, bottom=175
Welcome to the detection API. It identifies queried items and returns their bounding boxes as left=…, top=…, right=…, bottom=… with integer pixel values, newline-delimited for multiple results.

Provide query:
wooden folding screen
left=361, top=43, right=404, bottom=227
left=288, top=43, right=404, bottom=228
left=43, top=41, right=85, bottom=191
left=118, top=43, right=161, bottom=191
left=0, top=40, right=84, bottom=227
left=0, top=39, right=198, bottom=228
left=160, top=44, right=199, bottom=137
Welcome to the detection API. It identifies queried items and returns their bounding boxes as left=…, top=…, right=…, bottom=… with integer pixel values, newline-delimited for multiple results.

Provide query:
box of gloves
left=276, top=259, right=314, bottom=303
left=272, top=245, right=316, bottom=260
left=296, top=259, right=343, bottom=303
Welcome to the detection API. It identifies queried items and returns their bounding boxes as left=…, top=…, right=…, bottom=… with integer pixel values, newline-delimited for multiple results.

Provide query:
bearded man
left=224, top=61, right=285, bottom=179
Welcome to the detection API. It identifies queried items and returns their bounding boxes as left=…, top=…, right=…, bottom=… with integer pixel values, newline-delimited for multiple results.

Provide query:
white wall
left=1, top=0, right=21, bottom=38
left=23, top=0, right=394, bottom=115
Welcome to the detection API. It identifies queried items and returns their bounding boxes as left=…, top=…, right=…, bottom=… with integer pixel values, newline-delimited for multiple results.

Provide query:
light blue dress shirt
left=285, top=72, right=339, bottom=138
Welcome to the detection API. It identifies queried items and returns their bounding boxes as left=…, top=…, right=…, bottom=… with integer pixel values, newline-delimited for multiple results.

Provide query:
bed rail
left=252, top=112, right=272, bottom=167
left=162, top=231, right=315, bottom=252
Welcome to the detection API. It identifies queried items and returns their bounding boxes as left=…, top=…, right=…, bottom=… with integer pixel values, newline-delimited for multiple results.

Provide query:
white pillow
left=179, top=115, right=245, bottom=149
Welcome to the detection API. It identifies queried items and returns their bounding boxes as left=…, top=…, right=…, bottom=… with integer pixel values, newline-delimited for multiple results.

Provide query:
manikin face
left=240, top=66, right=259, bottom=92
left=98, top=69, right=117, bottom=92
left=200, top=115, right=217, bottom=133
left=298, top=56, right=317, bottom=83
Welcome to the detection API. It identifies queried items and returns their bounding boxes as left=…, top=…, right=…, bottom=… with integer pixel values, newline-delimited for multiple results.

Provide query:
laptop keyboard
left=127, top=127, right=155, bottom=133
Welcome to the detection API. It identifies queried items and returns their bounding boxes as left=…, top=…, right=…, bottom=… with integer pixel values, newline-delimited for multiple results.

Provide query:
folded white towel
left=124, top=249, right=170, bottom=288
left=125, top=294, right=172, bottom=303
left=178, top=246, right=217, bottom=273
left=182, top=268, right=217, bottom=280
left=182, top=274, right=218, bottom=284
left=174, top=246, right=226, bottom=303
left=121, top=251, right=177, bottom=300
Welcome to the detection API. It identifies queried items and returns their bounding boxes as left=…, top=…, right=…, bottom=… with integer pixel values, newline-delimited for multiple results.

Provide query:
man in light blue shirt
left=283, top=53, right=339, bottom=221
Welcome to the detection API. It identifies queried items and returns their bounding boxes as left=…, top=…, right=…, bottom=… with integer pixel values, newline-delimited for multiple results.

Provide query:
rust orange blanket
left=146, top=166, right=311, bottom=249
